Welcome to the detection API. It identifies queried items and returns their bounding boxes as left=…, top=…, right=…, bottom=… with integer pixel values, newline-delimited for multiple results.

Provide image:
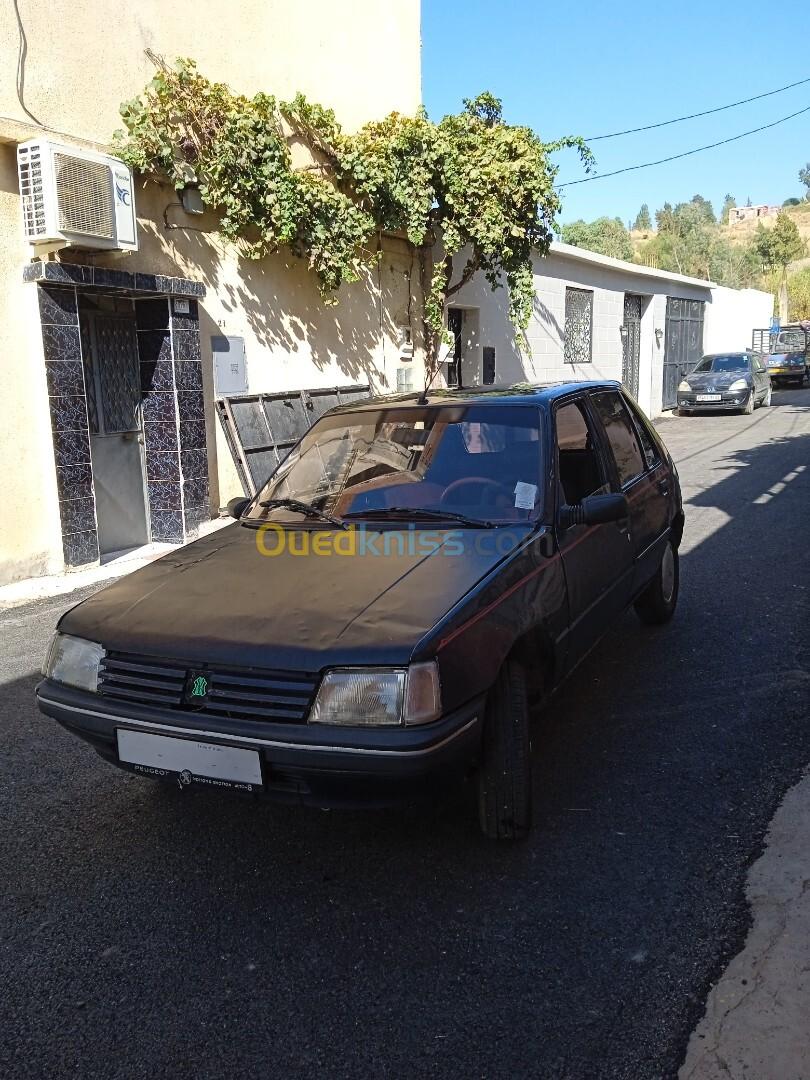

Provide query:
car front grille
left=98, top=652, right=318, bottom=724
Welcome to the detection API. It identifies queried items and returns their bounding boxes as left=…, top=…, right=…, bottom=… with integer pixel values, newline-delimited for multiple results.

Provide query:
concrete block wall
left=451, top=243, right=773, bottom=418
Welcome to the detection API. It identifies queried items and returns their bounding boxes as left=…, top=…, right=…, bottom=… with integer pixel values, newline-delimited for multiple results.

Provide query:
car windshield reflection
left=244, top=405, right=543, bottom=525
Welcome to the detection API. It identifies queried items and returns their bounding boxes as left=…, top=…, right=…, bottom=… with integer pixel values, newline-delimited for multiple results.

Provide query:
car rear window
left=590, top=391, right=645, bottom=487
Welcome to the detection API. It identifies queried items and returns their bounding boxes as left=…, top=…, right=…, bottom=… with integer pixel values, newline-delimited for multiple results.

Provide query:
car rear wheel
left=478, top=658, right=532, bottom=842
left=634, top=539, right=679, bottom=625
left=743, top=390, right=755, bottom=415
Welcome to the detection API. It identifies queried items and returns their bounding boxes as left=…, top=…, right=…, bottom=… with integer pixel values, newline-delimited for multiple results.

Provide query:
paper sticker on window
left=514, top=481, right=537, bottom=510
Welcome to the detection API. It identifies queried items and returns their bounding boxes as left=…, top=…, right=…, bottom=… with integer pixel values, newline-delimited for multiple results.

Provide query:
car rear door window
left=590, top=390, right=645, bottom=487
left=554, top=399, right=608, bottom=505
left=623, top=396, right=660, bottom=471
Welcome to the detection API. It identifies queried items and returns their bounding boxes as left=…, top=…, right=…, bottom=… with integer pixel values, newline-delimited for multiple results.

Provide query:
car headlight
left=728, top=379, right=748, bottom=392
left=309, top=662, right=441, bottom=727
left=42, top=633, right=105, bottom=692
left=677, top=380, right=691, bottom=392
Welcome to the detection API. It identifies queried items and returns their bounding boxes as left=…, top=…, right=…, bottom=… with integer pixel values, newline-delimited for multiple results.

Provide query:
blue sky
left=421, top=0, right=810, bottom=227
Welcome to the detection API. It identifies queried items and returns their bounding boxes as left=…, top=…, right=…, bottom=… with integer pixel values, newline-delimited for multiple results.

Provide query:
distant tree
left=721, top=193, right=736, bottom=221
left=655, top=202, right=675, bottom=233
left=787, top=268, right=810, bottom=320
left=783, top=197, right=802, bottom=207
left=707, top=237, right=761, bottom=290
left=746, top=196, right=752, bottom=207
left=800, top=163, right=810, bottom=200
left=560, top=216, right=633, bottom=260
left=633, top=203, right=652, bottom=231
left=755, top=212, right=806, bottom=320
left=690, top=194, right=716, bottom=224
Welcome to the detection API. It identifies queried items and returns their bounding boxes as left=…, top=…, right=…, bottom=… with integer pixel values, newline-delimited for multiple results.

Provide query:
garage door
left=663, top=298, right=705, bottom=410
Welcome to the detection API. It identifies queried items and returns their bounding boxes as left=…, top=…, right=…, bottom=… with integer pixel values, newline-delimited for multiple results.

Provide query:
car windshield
left=244, top=404, right=543, bottom=526
left=692, top=355, right=749, bottom=373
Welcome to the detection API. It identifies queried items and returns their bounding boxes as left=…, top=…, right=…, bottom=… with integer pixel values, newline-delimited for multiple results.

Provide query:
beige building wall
left=0, top=0, right=421, bottom=138
left=0, top=144, right=64, bottom=582
left=0, top=0, right=422, bottom=584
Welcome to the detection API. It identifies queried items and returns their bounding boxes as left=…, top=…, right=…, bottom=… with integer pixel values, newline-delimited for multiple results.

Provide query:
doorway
left=447, top=308, right=463, bottom=388
left=79, top=296, right=149, bottom=555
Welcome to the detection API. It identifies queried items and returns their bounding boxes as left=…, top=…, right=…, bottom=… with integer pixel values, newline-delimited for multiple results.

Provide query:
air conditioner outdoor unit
left=17, top=138, right=138, bottom=252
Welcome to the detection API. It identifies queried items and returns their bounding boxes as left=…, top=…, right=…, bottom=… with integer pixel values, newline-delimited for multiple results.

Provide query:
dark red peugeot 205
left=37, top=382, right=683, bottom=840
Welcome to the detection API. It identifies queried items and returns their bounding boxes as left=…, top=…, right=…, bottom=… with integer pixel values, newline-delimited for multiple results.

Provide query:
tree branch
left=445, top=253, right=481, bottom=299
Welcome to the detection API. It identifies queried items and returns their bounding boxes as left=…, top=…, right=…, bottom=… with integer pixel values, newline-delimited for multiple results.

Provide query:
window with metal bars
left=563, top=288, right=593, bottom=365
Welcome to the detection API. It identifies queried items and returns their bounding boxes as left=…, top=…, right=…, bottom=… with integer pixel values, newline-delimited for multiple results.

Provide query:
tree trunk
left=779, top=267, right=789, bottom=324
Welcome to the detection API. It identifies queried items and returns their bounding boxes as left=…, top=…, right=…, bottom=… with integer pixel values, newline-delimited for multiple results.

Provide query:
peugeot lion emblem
left=183, top=670, right=211, bottom=709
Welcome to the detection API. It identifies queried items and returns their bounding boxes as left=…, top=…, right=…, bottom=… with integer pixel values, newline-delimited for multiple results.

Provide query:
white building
left=445, top=242, right=774, bottom=418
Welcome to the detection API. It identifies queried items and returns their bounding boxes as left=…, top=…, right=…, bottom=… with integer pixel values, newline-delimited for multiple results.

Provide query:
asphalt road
left=2, top=390, right=810, bottom=1080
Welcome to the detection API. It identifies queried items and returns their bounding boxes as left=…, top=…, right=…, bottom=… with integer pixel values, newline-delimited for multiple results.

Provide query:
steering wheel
left=440, top=477, right=510, bottom=506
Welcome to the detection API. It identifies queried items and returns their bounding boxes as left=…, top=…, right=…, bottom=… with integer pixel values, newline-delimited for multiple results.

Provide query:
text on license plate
left=696, top=394, right=721, bottom=401
left=116, top=729, right=262, bottom=785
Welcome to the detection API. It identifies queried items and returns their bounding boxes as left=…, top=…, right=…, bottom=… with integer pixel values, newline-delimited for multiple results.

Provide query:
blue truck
left=752, top=323, right=810, bottom=388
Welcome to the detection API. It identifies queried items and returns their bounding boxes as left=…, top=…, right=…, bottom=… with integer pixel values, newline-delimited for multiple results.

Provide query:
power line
left=13, top=0, right=43, bottom=127
left=584, top=74, right=810, bottom=141
left=557, top=103, right=810, bottom=188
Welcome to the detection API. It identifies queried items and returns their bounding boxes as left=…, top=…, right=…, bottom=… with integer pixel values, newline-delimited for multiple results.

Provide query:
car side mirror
left=559, top=492, right=628, bottom=529
left=227, top=496, right=251, bottom=520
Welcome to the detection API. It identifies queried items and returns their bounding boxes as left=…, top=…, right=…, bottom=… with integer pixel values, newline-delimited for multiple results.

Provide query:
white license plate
left=117, top=729, right=262, bottom=787
left=696, top=394, right=721, bottom=401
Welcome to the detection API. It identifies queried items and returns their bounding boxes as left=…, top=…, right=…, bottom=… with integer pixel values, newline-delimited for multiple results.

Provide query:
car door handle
left=658, top=479, right=670, bottom=495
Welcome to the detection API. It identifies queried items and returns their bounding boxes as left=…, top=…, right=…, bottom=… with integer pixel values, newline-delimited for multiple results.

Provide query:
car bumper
left=677, top=393, right=750, bottom=411
left=36, top=680, right=485, bottom=808
left=767, top=368, right=804, bottom=379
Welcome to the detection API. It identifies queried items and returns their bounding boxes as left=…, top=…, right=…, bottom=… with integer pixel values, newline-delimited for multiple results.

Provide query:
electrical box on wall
left=17, top=138, right=137, bottom=252
left=212, top=336, right=248, bottom=396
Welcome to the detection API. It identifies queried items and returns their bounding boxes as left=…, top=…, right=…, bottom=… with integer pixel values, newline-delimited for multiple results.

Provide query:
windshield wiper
left=257, top=497, right=347, bottom=529
left=343, top=506, right=494, bottom=528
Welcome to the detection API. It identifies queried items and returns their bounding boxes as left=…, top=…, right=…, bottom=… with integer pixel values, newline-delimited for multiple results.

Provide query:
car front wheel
left=634, top=539, right=679, bottom=625
left=762, top=384, right=772, bottom=407
left=743, top=390, right=755, bottom=415
left=478, top=658, right=532, bottom=841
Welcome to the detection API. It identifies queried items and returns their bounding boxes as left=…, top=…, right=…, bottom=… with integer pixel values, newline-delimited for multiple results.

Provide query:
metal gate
left=621, top=294, right=643, bottom=400
left=216, top=384, right=370, bottom=495
left=663, top=298, right=705, bottom=410
left=80, top=309, right=149, bottom=554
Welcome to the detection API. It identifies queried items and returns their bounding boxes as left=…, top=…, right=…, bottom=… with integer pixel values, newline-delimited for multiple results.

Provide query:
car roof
left=331, top=381, right=623, bottom=413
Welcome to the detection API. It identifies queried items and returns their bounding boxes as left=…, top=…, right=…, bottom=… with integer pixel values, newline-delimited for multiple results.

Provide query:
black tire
left=677, top=407, right=691, bottom=417
left=477, top=658, right=532, bottom=841
left=634, top=539, right=679, bottom=625
left=743, top=390, right=755, bottom=415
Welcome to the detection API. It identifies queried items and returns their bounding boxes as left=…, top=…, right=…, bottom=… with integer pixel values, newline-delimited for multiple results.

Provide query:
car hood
left=60, top=522, right=529, bottom=670
left=686, top=370, right=750, bottom=389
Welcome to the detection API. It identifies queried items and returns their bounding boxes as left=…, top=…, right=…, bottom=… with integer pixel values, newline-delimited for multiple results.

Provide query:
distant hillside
left=630, top=201, right=810, bottom=271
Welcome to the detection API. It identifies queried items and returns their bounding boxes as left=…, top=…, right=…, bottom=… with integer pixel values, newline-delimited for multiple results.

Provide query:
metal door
left=621, top=294, right=643, bottom=399
left=663, top=298, right=705, bottom=409
left=81, top=311, right=149, bottom=554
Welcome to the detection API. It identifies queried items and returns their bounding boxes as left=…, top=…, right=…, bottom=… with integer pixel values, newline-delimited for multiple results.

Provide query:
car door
left=552, top=396, right=634, bottom=673
left=588, top=389, right=670, bottom=597
left=752, top=353, right=768, bottom=400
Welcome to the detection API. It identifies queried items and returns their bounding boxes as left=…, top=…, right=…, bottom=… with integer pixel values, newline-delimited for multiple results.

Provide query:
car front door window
left=555, top=399, right=609, bottom=506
